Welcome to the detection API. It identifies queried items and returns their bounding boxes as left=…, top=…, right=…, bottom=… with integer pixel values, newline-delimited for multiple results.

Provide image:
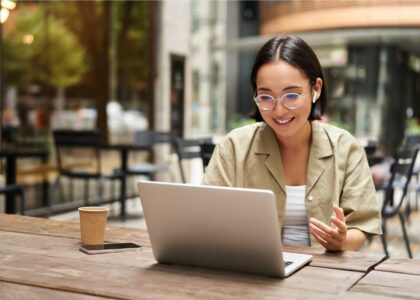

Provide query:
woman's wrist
left=342, top=228, right=366, bottom=251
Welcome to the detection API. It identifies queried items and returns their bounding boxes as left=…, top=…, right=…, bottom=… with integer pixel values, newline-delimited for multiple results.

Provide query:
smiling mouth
left=273, top=117, right=294, bottom=125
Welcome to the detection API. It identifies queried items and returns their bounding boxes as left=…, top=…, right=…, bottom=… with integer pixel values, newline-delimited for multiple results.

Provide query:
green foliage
left=3, top=10, right=36, bottom=86
left=47, top=1, right=151, bottom=88
left=115, top=1, right=150, bottom=85
left=226, top=114, right=256, bottom=132
left=407, top=118, right=420, bottom=134
left=4, top=5, right=87, bottom=88
left=328, top=119, right=354, bottom=133
left=35, top=18, right=87, bottom=87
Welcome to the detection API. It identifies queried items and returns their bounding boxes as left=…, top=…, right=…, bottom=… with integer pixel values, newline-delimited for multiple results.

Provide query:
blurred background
left=1, top=0, right=419, bottom=152
left=1, top=1, right=420, bottom=257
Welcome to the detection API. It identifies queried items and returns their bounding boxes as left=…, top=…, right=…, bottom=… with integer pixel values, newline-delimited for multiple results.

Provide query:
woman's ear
left=314, top=77, right=323, bottom=98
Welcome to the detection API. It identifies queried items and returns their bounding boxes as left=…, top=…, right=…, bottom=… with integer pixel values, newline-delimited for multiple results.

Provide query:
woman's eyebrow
left=257, top=85, right=303, bottom=93
left=283, top=85, right=303, bottom=92
left=257, top=87, right=272, bottom=92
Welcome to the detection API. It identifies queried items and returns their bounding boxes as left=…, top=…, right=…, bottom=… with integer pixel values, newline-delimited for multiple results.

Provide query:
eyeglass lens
left=256, top=93, right=302, bottom=110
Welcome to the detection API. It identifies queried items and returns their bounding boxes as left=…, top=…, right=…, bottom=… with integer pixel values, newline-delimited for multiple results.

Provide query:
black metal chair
left=379, top=147, right=419, bottom=258
left=122, top=130, right=174, bottom=184
left=404, top=135, right=420, bottom=151
left=403, top=135, right=420, bottom=214
left=173, top=137, right=213, bottom=183
left=52, top=130, right=124, bottom=212
left=364, top=140, right=377, bottom=156
left=200, top=141, right=216, bottom=170
left=0, top=184, right=25, bottom=215
left=364, top=143, right=384, bottom=167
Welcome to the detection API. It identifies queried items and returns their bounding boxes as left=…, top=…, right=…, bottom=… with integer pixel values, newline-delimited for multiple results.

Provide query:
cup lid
left=78, top=207, right=109, bottom=212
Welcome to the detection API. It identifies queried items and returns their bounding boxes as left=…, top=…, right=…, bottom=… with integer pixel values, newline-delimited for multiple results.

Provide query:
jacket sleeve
left=340, top=137, right=382, bottom=235
left=201, top=137, right=236, bottom=187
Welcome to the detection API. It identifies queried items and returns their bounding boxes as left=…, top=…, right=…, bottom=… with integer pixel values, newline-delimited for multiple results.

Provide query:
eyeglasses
left=253, top=93, right=305, bottom=111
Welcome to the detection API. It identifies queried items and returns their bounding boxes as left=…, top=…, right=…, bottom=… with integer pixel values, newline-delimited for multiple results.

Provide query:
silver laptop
left=137, top=181, right=312, bottom=277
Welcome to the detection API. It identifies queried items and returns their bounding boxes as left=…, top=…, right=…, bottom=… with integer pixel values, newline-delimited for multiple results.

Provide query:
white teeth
left=274, top=118, right=293, bottom=124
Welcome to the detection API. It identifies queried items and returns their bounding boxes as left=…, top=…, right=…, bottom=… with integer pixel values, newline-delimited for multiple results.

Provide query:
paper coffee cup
left=78, top=207, right=109, bottom=245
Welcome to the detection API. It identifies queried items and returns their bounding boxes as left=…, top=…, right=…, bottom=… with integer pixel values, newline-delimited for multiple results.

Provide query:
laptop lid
left=138, top=181, right=311, bottom=277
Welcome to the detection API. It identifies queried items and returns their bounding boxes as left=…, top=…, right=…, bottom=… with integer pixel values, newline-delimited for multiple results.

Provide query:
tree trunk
left=55, top=86, right=65, bottom=111
left=75, top=2, right=110, bottom=144
left=96, top=2, right=110, bottom=144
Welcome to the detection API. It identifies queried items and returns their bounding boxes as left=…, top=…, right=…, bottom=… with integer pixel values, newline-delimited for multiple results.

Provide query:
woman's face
left=255, top=60, right=322, bottom=141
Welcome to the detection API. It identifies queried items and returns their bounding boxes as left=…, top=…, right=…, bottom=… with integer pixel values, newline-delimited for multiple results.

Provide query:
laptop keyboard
left=284, top=261, right=293, bottom=267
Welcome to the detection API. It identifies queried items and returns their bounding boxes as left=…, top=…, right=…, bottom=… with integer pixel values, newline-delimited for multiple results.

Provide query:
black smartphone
left=79, top=242, right=141, bottom=255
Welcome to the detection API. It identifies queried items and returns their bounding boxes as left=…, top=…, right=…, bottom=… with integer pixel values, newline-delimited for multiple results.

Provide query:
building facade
left=225, top=0, right=420, bottom=155
left=153, top=0, right=227, bottom=181
left=155, top=0, right=420, bottom=155
left=154, top=0, right=227, bottom=138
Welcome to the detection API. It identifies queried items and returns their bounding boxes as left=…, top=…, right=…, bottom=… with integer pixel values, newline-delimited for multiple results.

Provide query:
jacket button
left=308, top=195, right=314, bottom=201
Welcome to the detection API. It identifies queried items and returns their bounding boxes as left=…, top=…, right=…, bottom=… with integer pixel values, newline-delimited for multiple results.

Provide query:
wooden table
left=1, top=214, right=418, bottom=299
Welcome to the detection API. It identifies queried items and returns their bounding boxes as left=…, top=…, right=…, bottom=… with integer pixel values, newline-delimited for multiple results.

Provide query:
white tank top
left=282, top=185, right=310, bottom=247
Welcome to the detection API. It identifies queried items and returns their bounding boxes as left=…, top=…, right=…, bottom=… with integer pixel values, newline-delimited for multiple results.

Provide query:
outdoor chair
left=173, top=137, right=213, bottom=183
left=0, top=149, right=50, bottom=215
left=404, top=135, right=420, bottom=151
left=121, top=130, right=174, bottom=187
left=51, top=130, right=124, bottom=213
left=364, top=140, right=377, bottom=156
left=364, top=142, right=383, bottom=167
left=0, top=184, right=25, bottom=215
left=200, top=141, right=216, bottom=170
left=403, top=135, right=420, bottom=214
left=379, top=147, right=419, bottom=258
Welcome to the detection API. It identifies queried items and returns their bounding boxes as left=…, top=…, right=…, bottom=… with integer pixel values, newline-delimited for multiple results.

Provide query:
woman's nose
left=272, top=99, right=288, bottom=114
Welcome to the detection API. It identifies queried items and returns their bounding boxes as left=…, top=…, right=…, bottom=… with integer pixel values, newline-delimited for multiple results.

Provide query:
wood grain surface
left=0, top=251, right=362, bottom=300
left=0, top=213, right=151, bottom=246
left=0, top=281, right=113, bottom=300
left=374, top=258, right=420, bottom=276
left=0, top=213, right=412, bottom=300
left=350, top=270, right=420, bottom=299
left=0, top=214, right=385, bottom=271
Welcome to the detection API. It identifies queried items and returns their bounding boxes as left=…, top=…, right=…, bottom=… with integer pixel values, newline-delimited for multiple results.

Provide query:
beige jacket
left=202, top=121, right=382, bottom=248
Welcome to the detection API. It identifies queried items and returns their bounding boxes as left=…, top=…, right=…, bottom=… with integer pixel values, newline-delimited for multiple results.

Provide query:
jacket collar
left=306, top=121, right=334, bottom=196
left=254, top=123, right=286, bottom=192
left=310, top=120, right=334, bottom=159
left=254, top=121, right=334, bottom=195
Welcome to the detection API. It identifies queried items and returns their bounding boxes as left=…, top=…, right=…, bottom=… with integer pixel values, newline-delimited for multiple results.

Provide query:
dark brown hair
left=250, top=35, right=327, bottom=121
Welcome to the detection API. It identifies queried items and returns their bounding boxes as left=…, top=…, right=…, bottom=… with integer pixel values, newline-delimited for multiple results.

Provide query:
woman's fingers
left=310, top=218, right=342, bottom=240
left=332, top=205, right=345, bottom=221
left=331, top=216, right=347, bottom=234
left=309, top=222, right=331, bottom=239
left=310, top=224, right=341, bottom=250
left=309, top=207, right=348, bottom=251
left=310, top=227, right=328, bottom=248
left=310, top=218, right=332, bottom=233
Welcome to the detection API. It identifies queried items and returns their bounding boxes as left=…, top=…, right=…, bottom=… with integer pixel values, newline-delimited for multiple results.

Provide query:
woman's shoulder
left=223, top=122, right=265, bottom=141
left=314, top=121, right=357, bottom=142
left=216, top=122, right=267, bottom=153
left=313, top=121, right=362, bottom=151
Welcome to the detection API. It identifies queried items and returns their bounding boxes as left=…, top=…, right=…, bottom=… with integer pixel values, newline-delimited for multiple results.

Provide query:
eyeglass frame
left=253, top=91, right=309, bottom=111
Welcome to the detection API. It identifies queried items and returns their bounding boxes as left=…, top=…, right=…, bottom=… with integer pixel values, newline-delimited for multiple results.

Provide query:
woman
left=202, top=36, right=381, bottom=251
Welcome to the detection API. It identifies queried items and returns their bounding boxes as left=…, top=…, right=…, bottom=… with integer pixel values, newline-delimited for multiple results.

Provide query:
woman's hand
left=309, top=205, right=347, bottom=251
